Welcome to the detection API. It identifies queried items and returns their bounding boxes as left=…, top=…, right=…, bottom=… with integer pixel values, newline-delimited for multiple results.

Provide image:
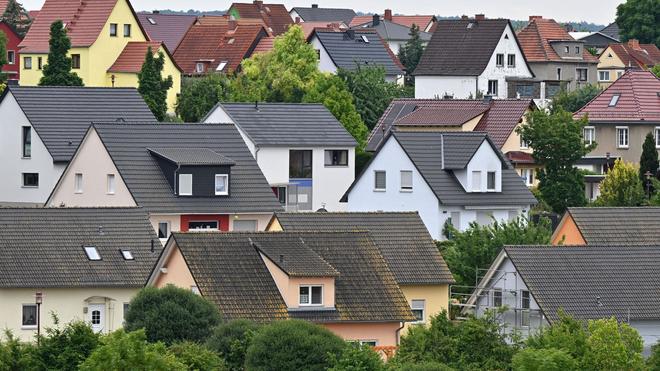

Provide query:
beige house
left=597, top=40, right=660, bottom=88
left=0, top=207, right=160, bottom=341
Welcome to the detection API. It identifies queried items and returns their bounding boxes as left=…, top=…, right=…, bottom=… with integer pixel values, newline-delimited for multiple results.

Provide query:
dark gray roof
left=148, top=148, right=236, bottom=166
left=3, top=86, right=156, bottom=162
left=273, top=211, right=455, bottom=284
left=291, top=7, right=356, bottom=25
left=600, top=22, right=621, bottom=41
left=171, top=231, right=414, bottom=323
left=137, top=13, right=197, bottom=52
left=313, top=29, right=404, bottom=76
left=92, top=123, right=282, bottom=214
left=352, top=19, right=432, bottom=42
left=565, top=207, right=660, bottom=245
left=0, top=207, right=160, bottom=288
left=252, top=236, right=339, bottom=277
left=505, top=245, right=660, bottom=322
left=206, top=103, right=357, bottom=147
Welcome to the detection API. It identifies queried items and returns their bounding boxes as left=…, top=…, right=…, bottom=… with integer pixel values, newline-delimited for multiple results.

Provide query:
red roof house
left=350, top=9, right=437, bottom=32
left=0, top=21, right=22, bottom=80
left=605, top=40, right=660, bottom=70
left=227, top=1, right=292, bottom=36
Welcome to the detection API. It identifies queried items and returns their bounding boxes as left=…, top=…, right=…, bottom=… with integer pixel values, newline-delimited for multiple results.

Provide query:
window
left=521, top=290, right=530, bottom=327
left=492, top=289, right=502, bottom=307
left=22, top=173, right=39, bottom=187
left=120, top=250, right=134, bottom=260
left=521, top=168, right=534, bottom=186
left=411, top=299, right=425, bottom=323
left=515, top=83, right=534, bottom=98
left=656, top=128, right=660, bottom=148
left=360, top=35, right=370, bottom=43
left=84, top=246, right=101, bottom=260
left=598, top=70, right=610, bottom=81
left=487, top=80, right=498, bottom=95
left=556, top=67, right=562, bottom=81
left=189, top=221, right=219, bottom=230
left=23, top=56, right=31, bottom=69
left=147, top=17, right=156, bottom=25
left=616, top=70, right=623, bottom=78
left=609, top=94, right=620, bottom=107
left=400, top=170, right=413, bottom=191
left=520, top=137, right=529, bottom=149
left=22, top=304, right=37, bottom=327
left=583, top=126, right=595, bottom=145
left=496, top=53, right=504, bottom=67
left=299, top=285, right=322, bottom=305
left=107, top=174, right=115, bottom=194
left=110, top=23, right=117, bottom=36
left=91, top=310, right=101, bottom=325
left=289, top=150, right=312, bottom=178
left=216, top=61, right=227, bottom=71
left=487, top=171, right=496, bottom=191
left=576, top=68, right=587, bottom=81
left=575, top=46, right=580, bottom=54
left=227, top=38, right=235, bottom=44
left=7, top=50, right=15, bottom=64
left=215, top=174, right=228, bottom=195
left=564, top=46, right=569, bottom=53
left=37, top=57, right=42, bottom=70
left=374, top=170, right=386, bottom=191
left=195, top=62, right=204, bottom=73
left=158, top=221, right=169, bottom=239
left=22, top=126, right=31, bottom=158
left=123, top=303, right=129, bottom=322
left=178, top=174, right=192, bottom=195
left=123, top=24, right=131, bottom=37
left=74, top=173, right=83, bottom=193
left=275, top=186, right=287, bottom=205
left=233, top=220, right=257, bottom=231
left=507, top=54, right=515, bottom=67
left=324, top=150, right=348, bottom=166
left=449, top=211, right=461, bottom=230
left=472, top=171, right=481, bottom=191
left=71, top=54, right=80, bottom=69
left=360, top=340, right=377, bottom=346
left=616, top=127, right=629, bottom=148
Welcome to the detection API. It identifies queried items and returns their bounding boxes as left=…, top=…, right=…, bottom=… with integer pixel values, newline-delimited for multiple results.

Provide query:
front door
left=88, top=304, right=105, bottom=333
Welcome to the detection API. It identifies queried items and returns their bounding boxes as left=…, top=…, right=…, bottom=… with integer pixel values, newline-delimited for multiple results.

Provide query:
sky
left=20, top=0, right=621, bottom=25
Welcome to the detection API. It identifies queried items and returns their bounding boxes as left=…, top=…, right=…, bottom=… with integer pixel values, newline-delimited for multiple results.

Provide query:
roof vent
left=98, top=226, right=105, bottom=235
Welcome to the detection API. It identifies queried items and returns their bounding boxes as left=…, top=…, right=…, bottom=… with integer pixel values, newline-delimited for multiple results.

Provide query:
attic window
left=504, top=34, right=509, bottom=39
left=84, top=246, right=101, bottom=261
left=147, top=17, right=156, bottom=25
left=227, top=38, right=235, bottom=44
left=609, top=94, right=620, bottom=107
left=216, top=61, right=228, bottom=71
left=121, top=250, right=134, bottom=260
left=360, top=35, right=369, bottom=43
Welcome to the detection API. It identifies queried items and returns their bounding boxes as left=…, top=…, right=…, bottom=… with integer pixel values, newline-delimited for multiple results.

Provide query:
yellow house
left=18, top=0, right=181, bottom=112
left=267, top=212, right=455, bottom=333
left=597, top=40, right=660, bottom=88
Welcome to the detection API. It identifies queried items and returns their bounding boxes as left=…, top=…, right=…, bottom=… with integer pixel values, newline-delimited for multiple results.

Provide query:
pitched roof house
left=597, top=40, right=660, bottom=87
left=350, top=9, right=437, bottom=33
left=351, top=15, right=432, bottom=55
left=148, top=231, right=415, bottom=345
left=136, top=12, right=197, bottom=52
left=414, top=15, right=533, bottom=99
left=0, top=86, right=155, bottom=205
left=569, top=31, right=619, bottom=54
left=0, top=207, right=161, bottom=340
left=227, top=1, right=292, bottom=36
left=0, top=3, right=23, bottom=81
left=203, top=102, right=357, bottom=211
left=600, top=22, right=621, bottom=41
left=289, top=5, right=355, bottom=25
left=342, top=131, right=536, bottom=240
left=515, top=16, right=599, bottom=99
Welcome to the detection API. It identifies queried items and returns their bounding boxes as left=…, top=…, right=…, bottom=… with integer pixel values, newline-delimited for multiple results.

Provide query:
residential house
left=0, top=207, right=161, bottom=341
left=203, top=102, right=357, bottom=211
left=227, top=1, right=292, bottom=36
left=289, top=4, right=355, bottom=26
left=136, top=12, right=197, bottom=52
left=309, top=28, right=404, bottom=84
left=597, top=40, right=660, bottom=87
left=350, top=9, right=437, bottom=33
left=267, top=211, right=455, bottom=332
left=18, top=0, right=181, bottom=112
left=0, top=86, right=155, bottom=205
left=351, top=15, right=432, bottom=55
left=466, top=244, right=660, bottom=351
left=515, top=16, right=599, bottom=100
left=552, top=207, right=660, bottom=245
left=46, top=123, right=282, bottom=238
left=414, top=15, right=534, bottom=99
left=0, top=4, right=23, bottom=81
left=341, top=131, right=537, bottom=240
left=569, top=31, right=619, bottom=55
left=366, top=98, right=538, bottom=186
left=148, top=231, right=415, bottom=346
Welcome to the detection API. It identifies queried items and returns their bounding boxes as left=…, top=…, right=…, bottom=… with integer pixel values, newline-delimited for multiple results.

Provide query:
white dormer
left=455, top=140, right=503, bottom=193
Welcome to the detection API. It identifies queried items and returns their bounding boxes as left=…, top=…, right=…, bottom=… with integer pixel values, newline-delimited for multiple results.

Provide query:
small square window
left=22, top=173, right=39, bottom=187
left=374, top=171, right=386, bottom=191
left=599, top=70, right=610, bottom=81
left=22, top=304, right=37, bottom=327
left=110, top=23, right=117, bottom=36
left=178, top=174, right=193, bottom=196
left=71, top=54, right=80, bottom=69
left=400, top=170, right=413, bottom=191
left=324, top=150, right=348, bottom=166
left=158, top=222, right=169, bottom=239
left=299, top=285, right=322, bottom=305
left=411, top=299, right=425, bottom=323
left=507, top=54, right=515, bottom=67
left=7, top=50, right=15, bottom=64
left=75, top=173, right=83, bottom=193
left=487, top=171, right=496, bottom=191
left=215, top=174, right=228, bottom=195
left=123, top=24, right=131, bottom=37
left=23, top=56, right=31, bottom=69
left=84, top=246, right=101, bottom=261
left=120, top=250, right=134, bottom=260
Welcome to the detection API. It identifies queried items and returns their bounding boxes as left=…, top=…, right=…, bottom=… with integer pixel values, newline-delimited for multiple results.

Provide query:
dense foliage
left=176, top=74, right=231, bottom=122
left=595, top=158, right=646, bottom=206
left=616, top=0, right=660, bottom=47
left=38, top=20, right=84, bottom=87
left=30, top=319, right=100, bottom=370
left=328, top=343, right=385, bottom=371
left=653, top=65, right=660, bottom=78
left=398, top=24, right=425, bottom=86
left=168, top=341, right=226, bottom=371
left=1, top=0, right=31, bottom=37
left=138, top=47, right=174, bottom=121
left=550, top=84, right=601, bottom=114
left=0, top=31, right=7, bottom=79
left=640, top=132, right=659, bottom=182
left=206, top=319, right=260, bottom=371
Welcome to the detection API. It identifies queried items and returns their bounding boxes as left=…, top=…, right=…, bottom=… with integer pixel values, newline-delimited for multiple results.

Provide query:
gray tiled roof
left=505, top=245, right=660, bottom=322
left=4, top=86, right=156, bottom=162
left=0, top=207, right=160, bottom=288
left=206, top=103, right=357, bottom=147
left=352, top=19, right=432, bottom=42
left=566, top=207, right=660, bottom=245
left=93, top=123, right=282, bottom=214
left=252, top=236, right=339, bottom=277
left=171, top=231, right=415, bottom=323
left=313, top=29, right=404, bottom=76
left=274, top=211, right=455, bottom=284
left=600, top=22, right=621, bottom=41
left=148, top=148, right=236, bottom=166
left=291, top=7, right=356, bottom=24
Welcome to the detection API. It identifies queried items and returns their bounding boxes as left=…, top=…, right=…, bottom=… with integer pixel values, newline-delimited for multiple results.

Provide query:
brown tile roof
left=517, top=17, right=598, bottom=63
left=608, top=42, right=660, bottom=69
left=0, top=0, right=8, bottom=12
left=136, top=13, right=197, bottom=52
left=228, top=1, right=292, bottom=36
left=107, top=41, right=165, bottom=73
left=474, top=99, right=533, bottom=146
left=395, top=105, right=488, bottom=127
left=251, top=35, right=274, bottom=54
left=195, top=15, right=266, bottom=28
left=573, top=70, right=660, bottom=123
left=506, top=151, right=535, bottom=164
left=350, top=14, right=436, bottom=31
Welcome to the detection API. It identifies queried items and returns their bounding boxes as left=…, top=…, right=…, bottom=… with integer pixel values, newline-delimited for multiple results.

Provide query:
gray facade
left=508, top=61, right=597, bottom=99
left=588, top=123, right=659, bottom=163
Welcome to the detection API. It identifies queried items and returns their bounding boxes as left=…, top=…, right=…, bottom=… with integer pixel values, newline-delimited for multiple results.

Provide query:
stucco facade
left=551, top=213, right=587, bottom=245
left=400, top=284, right=449, bottom=333
left=586, top=124, right=658, bottom=163
left=597, top=46, right=630, bottom=88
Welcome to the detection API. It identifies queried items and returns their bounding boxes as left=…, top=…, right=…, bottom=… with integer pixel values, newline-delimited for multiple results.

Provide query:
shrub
left=388, top=361, right=455, bottom=371
left=329, top=343, right=385, bottom=371
left=29, top=318, right=100, bottom=370
left=582, top=318, right=644, bottom=371
left=0, top=330, right=35, bottom=371
left=206, top=319, right=260, bottom=371
left=168, top=341, right=226, bottom=371
left=245, top=320, right=345, bottom=371
left=125, top=285, right=221, bottom=344
left=647, top=342, right=660, bottom=370
left=512, top=348, right=577, bottom=371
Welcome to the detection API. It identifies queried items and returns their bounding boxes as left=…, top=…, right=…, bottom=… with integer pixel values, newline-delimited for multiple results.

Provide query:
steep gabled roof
left=351, top=18, right=432, bottom=42
left=600, top=22, right=620, bottom=41
left=350, top=14, right=436, bottom=31
left=565, top=207, right=660, bottom=245
left=2, top=86, right=156, bottom=162
left=608, top=42, right=660, bottom=69
left=107, top=41, right=181, bottom=73
left=573, top=70, right=660, bottom=123
left=252, top=236, right=339, bottom=277
left=0, top=207, right=160, bottom=288
left=516, top=17, right=598, bottom=63
left=228, top=1, right=292, bottom=36
left=291, top=6, right=356, bottom=25
left=136, top=12, right=197, bottom=52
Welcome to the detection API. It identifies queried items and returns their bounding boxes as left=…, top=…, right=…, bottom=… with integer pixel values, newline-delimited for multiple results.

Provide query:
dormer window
left=195, top=63, right=205, bottom=73
left=299, top=285, right=322, bottom=306
left=178, top=174, right=193, bottom=196
left=84, top=246, right=101, bottom=261
left=487, top=171, right=496, bottom=191
left=215, top=174, right=228, bottom=195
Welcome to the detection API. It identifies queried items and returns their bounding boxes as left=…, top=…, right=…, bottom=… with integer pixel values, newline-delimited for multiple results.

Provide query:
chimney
left=627, top=39, right=640, bottom=50
left=152, top=10, right=160, bottom=14
left=346, top=29, right=355, bottom=39
left=528, top=15, right=541, bottom=21
left=253, top=0, right=263, bottom=7
left=372, top=13, right=380, bottom=26
left=311, top=3, right=318, bottom=8
left=384, top=9, right=392, bottom=21
left=475, top=14, right=485, bottom=20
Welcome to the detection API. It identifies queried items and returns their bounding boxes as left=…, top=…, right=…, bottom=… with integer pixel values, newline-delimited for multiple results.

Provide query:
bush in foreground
left=206, top=319, right=260, bottom=371
left=168, top=341, right=226, bottom=371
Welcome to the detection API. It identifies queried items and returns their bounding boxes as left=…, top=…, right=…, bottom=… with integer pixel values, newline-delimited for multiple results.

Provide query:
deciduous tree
left=38, top=20, right=83, bottom=87
left=205, top=319, right=260, bottom=371
left=596, top=158, right=646, bottom=206
left=138, top=47, right=173, bottom=121
left=616, top=0, right=660, bottom=47
left=176, top=74, right=230, bottom=122
left=550, top=84, right=601, bottom=114
left=168, top=341, right=226, bottom=371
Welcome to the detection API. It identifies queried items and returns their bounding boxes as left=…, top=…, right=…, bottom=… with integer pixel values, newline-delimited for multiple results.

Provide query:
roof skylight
left=216, top=61, right=228, bottom=71
left=609, top=94, right=620, bottom=107
left=147, top=17, right=156, bottom=25
left=84, top=246, right=101, bottom=261
left=121, top=250, right=134, bottom=260
left=360, top=35, right=369, bottom=43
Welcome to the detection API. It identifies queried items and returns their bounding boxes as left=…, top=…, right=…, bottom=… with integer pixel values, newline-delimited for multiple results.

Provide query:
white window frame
left=583, top=126, right=595, bottom=145
left=520, top=136, right=529, bottom=149
left=215, top=174, right=229, bottom=195
left=495, top=53, right=504, bottom=67
left=655, top=127, right=660, bottom=149
left=598, top=70, right=610, bottom=81
left=21, top=304, right=38, bottom=329
left=400, top=170, right=413, bottom=192
left=487, top=80, right=498, bottom=95
left=216, top=61, right=228, bottom=71
left=107, top=174, right=116, bottom=194
left=23, top=56, right=32, bottom=69
left=84, top=246, right=101, bottom=261
left=121, top=250, right=134, bottom=260
left=521, top=290, right=531, bottom=327
left=487, top=171, right=496, bottom=191
left=299, top=285, right=323, bottom=306
left=411, top=299, right=425, bottom=324
left=492, top=288, right=503, bottom=307
left=374, top=170, right=386, bottom=191
left=178, top=174, right=193, bottom=196
left=74, top=173, right=83, bottom=194
left=195, top=62, right=205, bottom=73
left=609, top=94, right=620, bottom=107
left=507, top=54, right=515, bottom=67
left=158, top=221, right=170, bottom=240
left=359, top=340, right=378, bottom=346
left=616, top=126, right=629, bottom=149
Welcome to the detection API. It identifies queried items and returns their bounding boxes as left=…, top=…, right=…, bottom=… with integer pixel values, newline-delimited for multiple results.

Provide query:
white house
left=203, top=102, right=357, bottom=212
left=0, top=86, right=155, bottom=205
left=341, top=131, right=536, bottom=240
left=414, top=15, right=534, bottom=99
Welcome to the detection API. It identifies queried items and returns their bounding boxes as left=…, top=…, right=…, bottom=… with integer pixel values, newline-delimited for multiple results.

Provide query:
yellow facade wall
left=400, top=284, right=449, bottom=333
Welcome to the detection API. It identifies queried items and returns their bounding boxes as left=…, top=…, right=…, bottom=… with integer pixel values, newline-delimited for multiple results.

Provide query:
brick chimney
left=475, top=14, right=485, bottom=20
left=529, top=15, right=542, bottom=21
left=384, top=9, right=392, bottom=21
left=627, top=39, right=641, bottom=50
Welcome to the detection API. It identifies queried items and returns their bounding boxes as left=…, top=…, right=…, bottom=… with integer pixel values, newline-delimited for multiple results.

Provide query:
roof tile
left=228, top=2, right=292, bottom=36
left=107, top=41, right=164, bottom=73
left=517, top=17, right=598, bottom=63
left=136, top=13, right=197, bottom=52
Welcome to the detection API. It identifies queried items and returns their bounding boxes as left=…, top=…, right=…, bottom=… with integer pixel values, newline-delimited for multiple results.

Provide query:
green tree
left=205, top=319, right=260, bottom=371
left=550, top=84, right=601, bottom=114
left=653, top=64, right=660, bottom=78
left=398, top=24, right=425, bottom=86
left=168, top=341, right=226, bottom=371
left=616, top=0, right=660, bottom=47
left=1, top=0, right=31, bottom=37
left=38, top=20, right=83, bottom=87
left=124, top=285, right=221, bottom=345
left=328, top=344, right=385, bottom=371
left=512, top=348, right=577, bottom=371
left=0, top=330, right=35, bottom=371
left=389, top=362, right=455, bottom=371
left=29, top=318, right=100, bottom=370
left=245, top=320, right=346, bottom=371
left=647, top=342, right=660, bottom=370
left=582, top=318, right=644, bottom=370
left=79, top=329, right=186, bottom=371
left=138, top=47, right=173, bottom=121
left=517, top=109, right=594, bottom=214
left=595, top=158, right=646, bottom=206
left=526, top=311, right=589, bottom=360
left=176, top=74, right=231, bottom=122
left=640, top=131, right=658, bottom=182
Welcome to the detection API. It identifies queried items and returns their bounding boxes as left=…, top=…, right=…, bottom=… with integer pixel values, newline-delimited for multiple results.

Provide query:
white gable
left=454, top=140, right=503, bottom=192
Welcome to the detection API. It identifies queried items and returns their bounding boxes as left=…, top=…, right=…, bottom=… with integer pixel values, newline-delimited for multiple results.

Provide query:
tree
left=29, top=318, right=100, bottom=370
left=616, top=0, right=660, bottom=47
left=38, top=20, right=83, bottom=87
left=0, top=30, right=7, bottom=79
left=1, top=0, right=31, bottom=37
left=517, top=109, right=594, bottom=214
left=647, top=342, right=660, bottom=370
left=640, top=131, right=658, bottom=182
left=526, top=311, right=589, bottom=360
left=550, top=84, right=601, bottom=114
left=124, top=285, right=221, bottom=345
left=138, top=47, right=173, bottom=121
left=205, top=319, right=261, bottom=371
left=512, top=348, right=577, bottom=371
left=175, top=74, right=230, bottom=122
left=328, top=344, right=385, bottom=371
left=168, top=341, right=226, bottom=371
left=79, top=329, right=186, bottom=371
left=398, top=24, right=425, bottom=86
left=389, top=362, right=455, bottom=371
left=0, top=330, right=35, bottom=371
left=245, top=320, right=346, bottom=371
left=582, top=318, right=644, bottom=370
left=595, top=158, right=646, bottom=206
left=653, top=64, right=660, bottom=78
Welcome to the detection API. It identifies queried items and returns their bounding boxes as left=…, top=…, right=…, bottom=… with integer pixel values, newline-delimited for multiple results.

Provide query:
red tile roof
left=350, top=14, right=435, bottom=31
left=517, top=17, right=598, bottom=63
left=195, top=15, right=266, bottom=28
left=474, top=99, right=532, bottom=146
left=228, top=1, right=292, bottom=35
left=506, top=151, right=535, bottom=164
left=574, top=70, right=660, bottom=123
left=107, top=41, right=166, bottom=73
left=0, top=1, right=8, bottom=12
left=251, top=35, right=274, bottom=54
left=608, top=42, right=660, bottom=69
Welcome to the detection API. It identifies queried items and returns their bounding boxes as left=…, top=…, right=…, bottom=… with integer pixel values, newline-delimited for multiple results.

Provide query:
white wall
left=310, top=35, right=339, bottom=74
left=0, top=92, right=66, bottom=204
left=465, top=141, right=503, bottom=192
left=415, top=75, right=477, bottom=99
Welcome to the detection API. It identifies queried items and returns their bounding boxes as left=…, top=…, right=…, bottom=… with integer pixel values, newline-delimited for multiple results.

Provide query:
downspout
left=475, top=76, right=479, bottom=97
left=440, top=134, right=445, bottom=169
left=395, top=322, right=405, bottom=346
